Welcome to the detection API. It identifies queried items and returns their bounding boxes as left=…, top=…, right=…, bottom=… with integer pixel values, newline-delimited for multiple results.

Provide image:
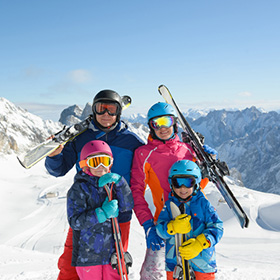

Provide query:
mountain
left=1, top=97, right=279, bottom=195
left=0, top=97, right=62, bottom=154
left=189, top=107, right=280, bottom=194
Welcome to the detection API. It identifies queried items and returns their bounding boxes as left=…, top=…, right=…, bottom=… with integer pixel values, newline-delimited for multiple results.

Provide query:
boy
left=156, top=160, right=223, bottom=280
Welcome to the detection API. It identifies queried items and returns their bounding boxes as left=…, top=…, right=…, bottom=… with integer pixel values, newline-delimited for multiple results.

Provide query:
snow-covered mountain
left=1, top=97, right=279, bottom=196
left=58, top=102, right=280, bottom=195
left=0, top=97, right=62, bottom=154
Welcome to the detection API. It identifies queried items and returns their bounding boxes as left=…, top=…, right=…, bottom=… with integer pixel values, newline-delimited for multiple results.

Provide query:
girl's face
left=89, top=164, right=110, bottom=177
left=173, top=185, right=193, bottom=200
left=154, top=126, right=174, bottom=140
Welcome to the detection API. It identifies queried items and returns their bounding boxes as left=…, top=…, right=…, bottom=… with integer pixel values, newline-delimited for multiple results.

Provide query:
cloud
left=68, top=69, right=92, bottom=83
left=238, top=91, right=252, bottom=97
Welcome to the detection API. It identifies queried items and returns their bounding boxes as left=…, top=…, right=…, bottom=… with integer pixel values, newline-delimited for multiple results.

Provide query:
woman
left=130, top=102, right=211, bottom=279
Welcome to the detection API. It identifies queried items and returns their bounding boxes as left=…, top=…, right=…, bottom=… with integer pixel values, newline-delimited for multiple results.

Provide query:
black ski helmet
left=92, top=89, right=123, bottom=130
left=93, top=89, right=123, bottom=108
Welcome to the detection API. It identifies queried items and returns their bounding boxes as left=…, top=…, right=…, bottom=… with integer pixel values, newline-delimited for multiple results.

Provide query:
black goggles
left=171, top=176, right=196, bottom=189
left=93, top=102, right=121, bottom=116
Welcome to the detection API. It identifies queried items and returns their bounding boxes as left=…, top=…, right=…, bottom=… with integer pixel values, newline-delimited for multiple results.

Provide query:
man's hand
left=48, top=144, right=64, bottom=157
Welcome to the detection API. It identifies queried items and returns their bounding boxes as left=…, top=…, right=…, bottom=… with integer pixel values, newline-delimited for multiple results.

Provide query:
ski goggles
left=79, top=154, right=113, bottom=169
left=149, top=116, right=175, bottom=130
left=93, top=102, right=120, bottom=116
left=171, top=176, right=196, bottom=189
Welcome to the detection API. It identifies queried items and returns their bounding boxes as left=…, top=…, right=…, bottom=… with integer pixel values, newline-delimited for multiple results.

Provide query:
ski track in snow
left=1, top=155, right=280, bottom=280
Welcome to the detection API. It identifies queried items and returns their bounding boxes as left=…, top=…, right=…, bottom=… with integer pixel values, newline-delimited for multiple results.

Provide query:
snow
left=0, top=154, right=280, bottom=279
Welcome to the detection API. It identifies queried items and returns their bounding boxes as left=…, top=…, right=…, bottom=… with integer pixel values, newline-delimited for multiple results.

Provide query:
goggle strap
left=79, top=159, right=88, bottom=169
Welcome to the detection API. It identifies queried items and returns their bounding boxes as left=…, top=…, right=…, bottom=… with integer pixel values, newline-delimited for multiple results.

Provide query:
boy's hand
left=179, top=234, right=210, bottom=260
left=167, top=214, right=191, bottom=235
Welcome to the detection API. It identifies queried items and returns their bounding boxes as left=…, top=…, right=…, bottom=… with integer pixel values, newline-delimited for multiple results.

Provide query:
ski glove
left=203, top=144, right=218, bottom=160
left=143, top=219, right=165, bottom=251
left=95, top=207, right=107, bottom=223
left=167, top=214, right=191, bottom=235
left=98, top=173, right=122, bottom=187
left=101, top=197, right=119, bottom=218
left=179, top=234, right=210, bottom=260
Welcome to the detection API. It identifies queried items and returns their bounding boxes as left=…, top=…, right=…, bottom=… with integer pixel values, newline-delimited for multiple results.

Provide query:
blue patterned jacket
left=45, top=120, right=144, bottom=223
left=156, top=191, right=223, bottom=273
left=67, top=171, right=134, bottom=266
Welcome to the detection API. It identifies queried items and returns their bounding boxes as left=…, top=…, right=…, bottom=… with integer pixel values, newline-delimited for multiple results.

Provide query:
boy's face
left=173, top=185, right=193, bottom=200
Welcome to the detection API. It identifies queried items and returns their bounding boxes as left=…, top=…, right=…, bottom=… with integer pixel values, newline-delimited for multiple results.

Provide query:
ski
left=17, top=96, right=132, bottom=169
left=104, top=183, right=132, bottom=280
left=170, top=202, right=195, bottom=280
left=158, top=85, right=249, bottom=229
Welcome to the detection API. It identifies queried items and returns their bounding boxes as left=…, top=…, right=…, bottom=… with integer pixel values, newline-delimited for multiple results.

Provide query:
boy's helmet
left=80, top=140, right=113, bottom=161
left=169, top=160, right=201, bottom=184
left=169, top=160, right=202, bottom=199
left=147, top=102, right=177, bottom=121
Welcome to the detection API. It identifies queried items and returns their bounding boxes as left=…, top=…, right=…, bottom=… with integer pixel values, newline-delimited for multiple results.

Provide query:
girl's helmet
left=147, top=102, right=178, bottom=140
left=168, top=160, right=202, bottom=198
left=80, top=140, right=113, bottom=161
left=147, top=102, right=177, bottom=121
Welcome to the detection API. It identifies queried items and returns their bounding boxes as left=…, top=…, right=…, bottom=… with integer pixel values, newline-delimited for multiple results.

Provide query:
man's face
left=95, top=112, right=117, bottom=128
left=93, top=101, right=119, bottom=128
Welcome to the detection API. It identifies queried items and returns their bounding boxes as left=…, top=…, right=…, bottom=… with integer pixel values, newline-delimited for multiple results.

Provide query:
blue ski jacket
left=67, top=171, right=134, bottom=267
left=45, top=120, right=144, bottom=223
left=156, top=191, right=223, bottom=273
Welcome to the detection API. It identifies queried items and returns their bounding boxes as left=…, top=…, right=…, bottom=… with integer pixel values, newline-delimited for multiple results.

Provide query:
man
left=45, top=89, right=144, bottom=280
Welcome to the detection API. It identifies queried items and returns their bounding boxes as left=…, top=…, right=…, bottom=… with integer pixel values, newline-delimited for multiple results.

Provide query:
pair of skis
left=17, top=96, right=132, bottom=169
left=170, top=202, right=195, bottom=280
left=104, top=183, right=132, bottom=280
left=158, top=85, right=249, bottom=229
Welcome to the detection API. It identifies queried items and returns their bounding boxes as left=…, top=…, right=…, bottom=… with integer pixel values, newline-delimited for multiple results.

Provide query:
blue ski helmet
left=147, top=102, right=177, bottom=121
left=147, top=102, right=178, bottom=140
left=168, top=160, right=202, bottom=198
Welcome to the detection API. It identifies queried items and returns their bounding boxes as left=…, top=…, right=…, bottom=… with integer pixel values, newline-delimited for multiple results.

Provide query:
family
left=45, top=89, right=224, bottom=280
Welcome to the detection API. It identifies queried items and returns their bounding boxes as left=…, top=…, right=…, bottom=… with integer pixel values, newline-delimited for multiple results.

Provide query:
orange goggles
left=93, top=102, right=120, bottom=116
left=79, top=154, right=113, bottom=169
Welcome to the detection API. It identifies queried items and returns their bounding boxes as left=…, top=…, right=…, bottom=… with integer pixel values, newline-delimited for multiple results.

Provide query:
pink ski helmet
left=80, top=140, right=113, bottom=160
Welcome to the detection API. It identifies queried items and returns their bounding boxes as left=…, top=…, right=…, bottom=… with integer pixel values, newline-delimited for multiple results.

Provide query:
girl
left=67, top=140, right=134, bottom=280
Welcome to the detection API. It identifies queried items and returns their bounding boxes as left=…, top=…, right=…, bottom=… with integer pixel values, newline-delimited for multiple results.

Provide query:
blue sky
left=1, top=0, right=280, bottom=121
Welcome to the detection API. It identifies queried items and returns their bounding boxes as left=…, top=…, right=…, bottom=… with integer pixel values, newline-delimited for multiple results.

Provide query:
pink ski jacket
left=131, top=134, right=197, bottom=225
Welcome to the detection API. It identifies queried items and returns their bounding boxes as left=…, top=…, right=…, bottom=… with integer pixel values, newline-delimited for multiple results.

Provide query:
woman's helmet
left=80, top=140, right=113, bottom=161
left=147, top=102, right=177, bottom=120
left=147, top=102, right=178, bottom=140
left=168, top=160, right=202, bottom=198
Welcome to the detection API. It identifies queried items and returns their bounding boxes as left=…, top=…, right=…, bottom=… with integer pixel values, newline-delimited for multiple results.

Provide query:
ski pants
left=140, top=247, right=167, bottom=280
left=57, top=221, right=131, bottom=280
left=76, top=264, right=119, bottom=280
left=166, top=271, right=215, bottom=280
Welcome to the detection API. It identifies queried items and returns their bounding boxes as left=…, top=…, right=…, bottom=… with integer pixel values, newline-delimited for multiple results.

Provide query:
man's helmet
left=92, top=89, right=123, bottom=129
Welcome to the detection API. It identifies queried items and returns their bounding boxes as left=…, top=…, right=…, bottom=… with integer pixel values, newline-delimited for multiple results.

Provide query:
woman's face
left=154, top=126, right=174, bottom=140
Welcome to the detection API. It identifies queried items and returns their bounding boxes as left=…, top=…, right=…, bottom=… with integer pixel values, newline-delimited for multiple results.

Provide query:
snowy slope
left=0, top=154, right=280, bottom=280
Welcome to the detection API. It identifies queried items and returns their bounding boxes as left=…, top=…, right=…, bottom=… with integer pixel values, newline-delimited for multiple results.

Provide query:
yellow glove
left=179, top=234, right=210, bottom=260
left=167, top=214, right=191, bottom=235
